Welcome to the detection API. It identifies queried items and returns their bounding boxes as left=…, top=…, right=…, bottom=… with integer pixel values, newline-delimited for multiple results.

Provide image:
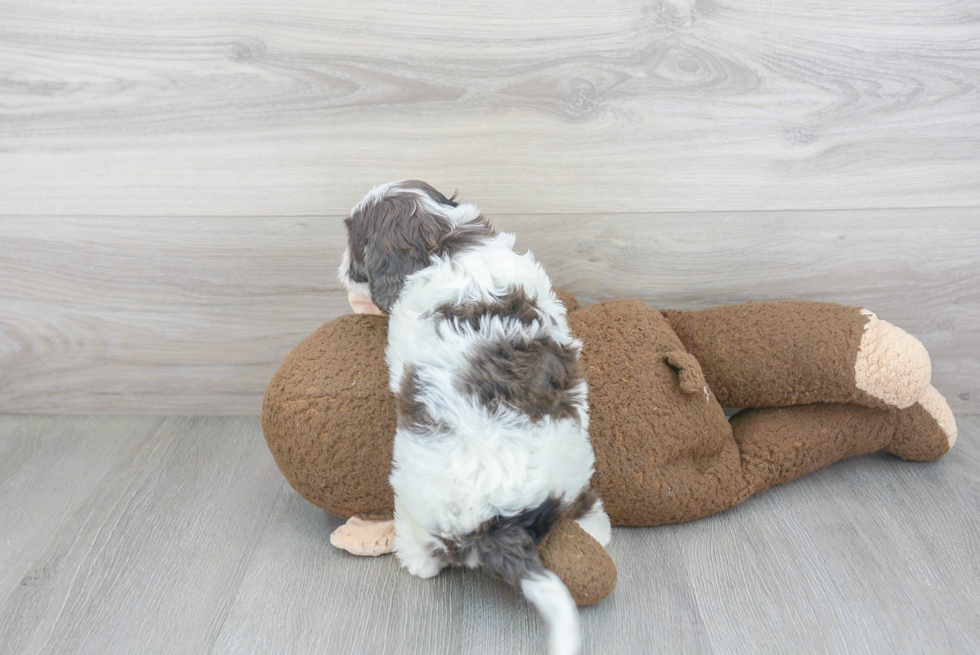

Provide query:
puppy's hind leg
left=574, top=498, right=612, bottom=547
left=393, top=499, right=447, bottom=579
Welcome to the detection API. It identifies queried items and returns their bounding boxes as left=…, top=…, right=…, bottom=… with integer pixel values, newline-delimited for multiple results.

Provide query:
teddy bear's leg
left=732, top=404, right=896, bottom=495
left=884, top=384, right=957, bottom=460
left=663, top=301, right=931, bottom=410
left=538, top=518, right=617, bottom=606
left=329, top=517, right=395, bottom=556
left=732, top=390, right=956, bottom=496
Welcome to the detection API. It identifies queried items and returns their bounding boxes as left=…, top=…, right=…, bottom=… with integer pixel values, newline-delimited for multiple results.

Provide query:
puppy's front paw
left=407, top=556, right=444, bottom=579
left=330, top=517, right=395, bottom=556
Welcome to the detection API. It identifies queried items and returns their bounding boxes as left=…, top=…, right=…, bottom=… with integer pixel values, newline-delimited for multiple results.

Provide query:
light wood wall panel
left=1, top=0, right=978, bottom=216
left=1, top=211, right=976, bottom=415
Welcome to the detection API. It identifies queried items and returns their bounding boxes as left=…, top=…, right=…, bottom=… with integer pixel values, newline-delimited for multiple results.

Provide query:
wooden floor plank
left=838, top=441, right=980, bottom=652
left=2, top=210, right=977, bottom=415
left=0, top=416, right=283, bottom=655
left=680, top=422, right=980, bottom=654
left=0, top=416, right=977, bottom=654
left=1, top=0, right=978, bottom=215
left=209, top=486, right=554, bottom=655
left=591, top=527, right=713, bottom=655
left=0, top=416, right=164, bottom=602
left=682, top=464, right=965, bottom=654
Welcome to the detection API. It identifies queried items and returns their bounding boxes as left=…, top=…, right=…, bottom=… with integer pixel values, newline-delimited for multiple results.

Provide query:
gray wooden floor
left=1, top=415, right=977, bottom=655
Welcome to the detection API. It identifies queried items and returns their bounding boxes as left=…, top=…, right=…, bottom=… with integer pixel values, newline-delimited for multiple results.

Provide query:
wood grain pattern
left=0, top=417, right=164, bottom=599
left=0, top=416, right=284, bottom=655
left=1, top=415, right=978, bottom=654
left=0, top=217, right=343, bottom=415
left=1, top=0, right=978, bottom=215
left=2, top=210, right=977, bottom=415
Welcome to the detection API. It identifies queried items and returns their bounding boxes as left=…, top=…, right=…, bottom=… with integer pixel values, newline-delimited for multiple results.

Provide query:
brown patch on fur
left=436, top=493, right=599, bottom=589
left=394, top=365, right=439, bottom=433
left=434, top=287, right=543, bottom=332
left=435, top=496, right=565, bottom=587
left=433, top=219, right=496, bottom=260
left=564, top=489, right=598, bottom=521
left=345, top=192, right=450, bottom=313
left=399, top=179, right=459, bottom=207
left=460, top=333, right=583, bottom=422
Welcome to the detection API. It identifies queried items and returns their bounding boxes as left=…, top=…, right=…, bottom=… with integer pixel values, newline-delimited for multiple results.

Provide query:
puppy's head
left=338, top=180, right=493, bottom=314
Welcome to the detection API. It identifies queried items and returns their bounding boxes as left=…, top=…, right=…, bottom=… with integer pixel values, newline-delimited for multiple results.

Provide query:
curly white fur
left=340, top=182, right=610, bottom=655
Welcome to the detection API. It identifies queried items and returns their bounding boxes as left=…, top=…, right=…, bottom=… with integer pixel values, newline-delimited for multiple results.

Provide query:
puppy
left=338, top=181, right=611, bottom=655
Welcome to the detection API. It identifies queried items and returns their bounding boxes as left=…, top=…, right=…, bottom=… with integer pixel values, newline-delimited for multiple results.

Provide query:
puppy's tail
left=460, top=496, right=582, bottom=655
left=520, top=570, right=581, bottom=655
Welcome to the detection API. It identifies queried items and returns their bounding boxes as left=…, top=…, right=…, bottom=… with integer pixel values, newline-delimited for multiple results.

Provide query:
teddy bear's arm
left=662, top=301, right=931, bottom=411
left=538, top=518, right=617, bottom=606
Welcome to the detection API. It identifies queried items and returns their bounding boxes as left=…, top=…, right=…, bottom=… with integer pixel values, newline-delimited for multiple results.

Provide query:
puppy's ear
left=363, top=242, right=430, bottom=314
left=354, top=184, right=459, bottom=313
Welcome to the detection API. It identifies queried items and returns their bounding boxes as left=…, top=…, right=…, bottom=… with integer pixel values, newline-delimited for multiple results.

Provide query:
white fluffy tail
left=521, top=570, right=581, bottom=655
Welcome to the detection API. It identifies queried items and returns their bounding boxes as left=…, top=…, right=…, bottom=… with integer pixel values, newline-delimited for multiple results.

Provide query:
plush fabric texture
left=663, top=301, right=881, bottom=408
left=538, top=518, right=617, bottom=607
left=886, top=388, right=955, bottom=461
left=853, top=309, right=933, bottom=410
left=567, top=300, right=745, bottom=526
left=731, top=395, right=953, bottom=494
left=262, top=313, right=396, bottom=521
left=261, top=291, right=955, bottom=608
left=730, top=403, right=900, bottom=495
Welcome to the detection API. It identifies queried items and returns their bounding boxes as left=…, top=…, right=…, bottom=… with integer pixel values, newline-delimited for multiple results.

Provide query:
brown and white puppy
left=339, top=181, right=610, bottom=655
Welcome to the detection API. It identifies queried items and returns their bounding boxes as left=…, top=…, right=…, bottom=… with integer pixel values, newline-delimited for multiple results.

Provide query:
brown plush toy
left=262, top=290, right=957, bottom=607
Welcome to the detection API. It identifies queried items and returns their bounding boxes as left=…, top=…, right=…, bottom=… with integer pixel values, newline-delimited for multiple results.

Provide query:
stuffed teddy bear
left=261, top=289, right=957, bottom=606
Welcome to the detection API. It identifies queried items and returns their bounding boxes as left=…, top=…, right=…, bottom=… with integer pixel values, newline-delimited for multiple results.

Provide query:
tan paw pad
left=330, top=517, right=395, bottom=556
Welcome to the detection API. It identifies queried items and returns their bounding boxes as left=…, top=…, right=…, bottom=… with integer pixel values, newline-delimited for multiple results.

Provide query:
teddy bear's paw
left=855, top=310, right=931, bottom=409
left=329, top=516, right=395, bottom=556
left=886, top=385, right=957, bottom=461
